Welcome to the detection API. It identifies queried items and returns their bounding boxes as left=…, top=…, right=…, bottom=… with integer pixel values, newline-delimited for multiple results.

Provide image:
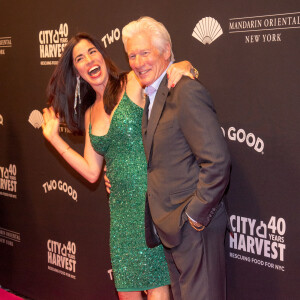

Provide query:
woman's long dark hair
left=47, top=32, right=127, bottom=135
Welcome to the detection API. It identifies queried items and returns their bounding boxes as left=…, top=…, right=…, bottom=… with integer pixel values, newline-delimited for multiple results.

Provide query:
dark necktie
left=145, top=95, right=150, bottom=120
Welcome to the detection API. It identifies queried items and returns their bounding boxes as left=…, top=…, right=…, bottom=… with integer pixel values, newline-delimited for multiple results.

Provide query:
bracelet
left=188, top=218, right=205, bottom=231
left=190, top=67, right=199, bottom=79
left=61, top=146, right=70, bottom=156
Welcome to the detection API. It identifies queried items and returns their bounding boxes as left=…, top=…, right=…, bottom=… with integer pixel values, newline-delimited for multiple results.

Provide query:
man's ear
left=163, top=43, right=171, bottom=61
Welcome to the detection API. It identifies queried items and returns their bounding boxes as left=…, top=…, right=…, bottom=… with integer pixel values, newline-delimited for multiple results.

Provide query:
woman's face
left=72, top=39, right=108, bottom=94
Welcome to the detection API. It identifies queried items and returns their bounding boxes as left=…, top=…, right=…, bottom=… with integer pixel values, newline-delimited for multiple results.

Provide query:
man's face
left=127, top=32, right=170, bottom=87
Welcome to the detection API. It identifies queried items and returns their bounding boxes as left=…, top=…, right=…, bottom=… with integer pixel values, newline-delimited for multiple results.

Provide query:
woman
left=42, top=32, right=195, bottom=300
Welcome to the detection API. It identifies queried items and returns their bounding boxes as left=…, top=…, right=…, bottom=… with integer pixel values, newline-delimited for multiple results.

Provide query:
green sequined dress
left=89, top=92, right=170, bottom=292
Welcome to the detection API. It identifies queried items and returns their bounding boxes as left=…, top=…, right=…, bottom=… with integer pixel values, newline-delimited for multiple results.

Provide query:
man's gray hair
left=122, top=16, right=175, bottom=62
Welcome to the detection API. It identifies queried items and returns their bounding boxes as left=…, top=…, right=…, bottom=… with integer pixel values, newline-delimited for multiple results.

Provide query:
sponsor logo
left=221, top=126, right=264, bottom=154
left=47, top=239, right=77, bottom=279
left=192, top=17, right=223, bottom=45
left=229, top=215, right=286, bottom=271
left=0, top=36, right=12, bottom=55
left=28, top=110, right=44, bottom=129
left=107, top=269, right=113, bottom=280
left=0, top=114, right=3, bottom=125
left=229, top=11, right=300, bottom=44
left=43, top=179, right=78, bottom=202
left=101, top=28, right=121, bottom=48
left=39, top=23, right=69, bottom=65
left=0, top=164, right=17, bottom=198
left=58, top=122, right=72, bottom=133
left=0, top=227, right=21, bottom=247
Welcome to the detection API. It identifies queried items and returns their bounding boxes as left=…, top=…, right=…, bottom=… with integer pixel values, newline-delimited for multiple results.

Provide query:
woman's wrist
left=61, top=145, right=70, bottom=156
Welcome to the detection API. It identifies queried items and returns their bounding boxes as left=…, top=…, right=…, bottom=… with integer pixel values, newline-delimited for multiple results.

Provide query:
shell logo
left=28, top=110, right=44, bottom=129
left=192, top=17, right=223, bottom=45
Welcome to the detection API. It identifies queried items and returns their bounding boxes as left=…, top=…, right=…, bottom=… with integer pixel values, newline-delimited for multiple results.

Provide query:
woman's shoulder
left=84, top=106, right=92, bottom=128
left=126, top=71, right=142, bottom=93
left=125, top=71, right=144, bottom=107
left=126, top=71, right=140, bottom=86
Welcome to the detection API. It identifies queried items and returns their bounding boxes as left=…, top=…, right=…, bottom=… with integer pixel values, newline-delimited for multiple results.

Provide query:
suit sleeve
left=177, top=78, right=231, bottom=226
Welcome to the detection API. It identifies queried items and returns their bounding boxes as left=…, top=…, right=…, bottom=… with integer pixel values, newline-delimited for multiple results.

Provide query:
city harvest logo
left=229, top=11, right=300, bottom=44
left=0, top=227, right=21, bottom=247
left=0, top=164, right=17, bottom=199
left=43, top=179, right=78, bottom=201
left=0, top=37, right=12, bottom=55
left=48, top=239, right=77, bottom=279
left=39, top=23, right=69, bottom=66
left=101, top=28, right=121, bottom=48
left=192, top=17, right=223, bottom=45
left=229, top=215, right=286, bottom=271
left=221, top=126, right=264, bottom=154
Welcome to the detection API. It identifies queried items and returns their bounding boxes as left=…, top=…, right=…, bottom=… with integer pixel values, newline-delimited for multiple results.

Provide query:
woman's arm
left=42, top=107, right=103, bottom=183
left=126, top=61, right=199, bottom=108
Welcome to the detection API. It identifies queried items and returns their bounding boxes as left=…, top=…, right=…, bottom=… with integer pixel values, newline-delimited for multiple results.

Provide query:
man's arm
left=177, top=78, right=231, bottom=227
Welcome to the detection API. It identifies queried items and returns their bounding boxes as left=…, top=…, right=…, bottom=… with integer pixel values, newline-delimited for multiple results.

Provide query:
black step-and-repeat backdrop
left=0, top=0, right=299, bottom=299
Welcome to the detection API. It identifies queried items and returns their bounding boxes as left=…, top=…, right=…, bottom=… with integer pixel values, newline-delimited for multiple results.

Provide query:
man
left=122, top=17, right=231, bottom=300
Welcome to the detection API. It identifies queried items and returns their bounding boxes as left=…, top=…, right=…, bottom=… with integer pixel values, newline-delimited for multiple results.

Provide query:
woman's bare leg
left=147, top=285, right=170, bottom=300
left=118, top=291, right=143, bottom=300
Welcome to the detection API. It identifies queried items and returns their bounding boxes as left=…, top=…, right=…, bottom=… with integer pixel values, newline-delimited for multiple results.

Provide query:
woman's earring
left=74, top=76, right=81, bottom=113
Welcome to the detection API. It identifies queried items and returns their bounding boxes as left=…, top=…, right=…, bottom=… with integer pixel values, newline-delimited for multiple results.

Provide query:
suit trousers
left=163, top=202, right=227, bottom=300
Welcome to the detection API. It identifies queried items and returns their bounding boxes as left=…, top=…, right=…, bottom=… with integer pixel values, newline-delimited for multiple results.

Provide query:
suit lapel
left=145, top=75, right=169, bottom=159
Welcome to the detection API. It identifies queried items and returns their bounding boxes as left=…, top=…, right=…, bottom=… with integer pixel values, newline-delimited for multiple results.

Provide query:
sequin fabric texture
left=89, top=92, right=170, bottom=291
